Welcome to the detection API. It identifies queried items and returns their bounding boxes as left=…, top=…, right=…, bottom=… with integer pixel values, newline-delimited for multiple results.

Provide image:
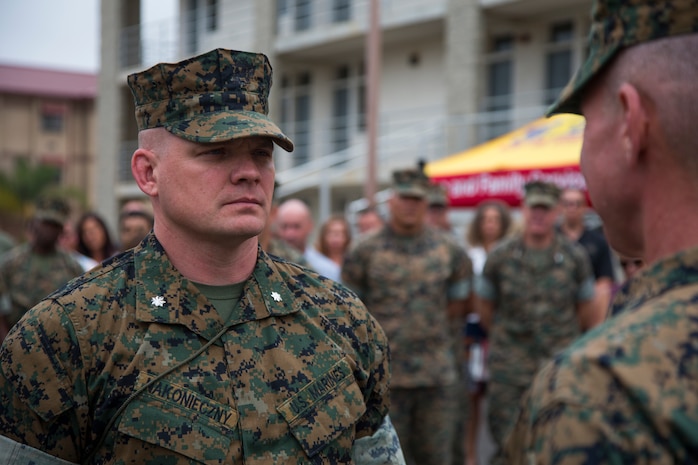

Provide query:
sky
left=0, top=0, right=176, bottom=73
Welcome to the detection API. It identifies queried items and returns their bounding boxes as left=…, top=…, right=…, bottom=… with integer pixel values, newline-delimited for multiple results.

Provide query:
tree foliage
left=0, top=159, right=86, bottom=220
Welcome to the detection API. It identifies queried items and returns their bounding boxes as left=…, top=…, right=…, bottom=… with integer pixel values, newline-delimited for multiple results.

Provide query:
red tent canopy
left=425, top=114, right=586, bottom=207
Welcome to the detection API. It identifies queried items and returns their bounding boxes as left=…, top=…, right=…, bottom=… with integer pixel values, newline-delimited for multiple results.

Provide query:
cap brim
left=395, top=188, right=427, bottom=199
left=546, top=42, right=622, bottom=117
left=525, top=195, right=557, bottom=208
left=165, top=110, right=294, bottom=152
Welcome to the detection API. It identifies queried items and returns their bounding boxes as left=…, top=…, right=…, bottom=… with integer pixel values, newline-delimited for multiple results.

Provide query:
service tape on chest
left=82, top=324, right=230, bottom=464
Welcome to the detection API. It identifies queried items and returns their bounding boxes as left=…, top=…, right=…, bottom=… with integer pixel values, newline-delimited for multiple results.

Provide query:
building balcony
left=480, top=0, right=591, bottom=16
left=275, top=0, right=447, bottom=58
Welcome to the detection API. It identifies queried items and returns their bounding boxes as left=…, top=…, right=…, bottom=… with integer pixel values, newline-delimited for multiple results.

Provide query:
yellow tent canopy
left=425, top=114, right=587, bottom=207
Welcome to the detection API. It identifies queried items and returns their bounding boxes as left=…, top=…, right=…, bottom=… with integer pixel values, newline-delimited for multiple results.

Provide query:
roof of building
left=0, top=64, right=97, bottom=99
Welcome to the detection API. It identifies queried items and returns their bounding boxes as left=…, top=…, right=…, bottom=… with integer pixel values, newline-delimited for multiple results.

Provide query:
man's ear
left=617, top=82, right=649, bottom=167
left=131, top=148, right=158, bottom=196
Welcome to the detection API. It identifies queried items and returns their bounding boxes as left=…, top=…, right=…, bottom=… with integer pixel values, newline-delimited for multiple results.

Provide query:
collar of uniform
left=610, top=246, right=698, bottom=316
left=242, top=248, right=298, bottom=320
left=133, top=234, right=298, bottom=342
left=133, top=233, right=224, bottom=342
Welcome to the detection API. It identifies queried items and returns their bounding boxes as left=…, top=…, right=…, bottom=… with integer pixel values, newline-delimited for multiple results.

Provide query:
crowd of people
left=1, top=1, right=697, bottom=461
left=0, top=166, right=640, bottom=464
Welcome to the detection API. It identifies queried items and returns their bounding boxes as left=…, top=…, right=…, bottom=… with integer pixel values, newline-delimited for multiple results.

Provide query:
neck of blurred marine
left=153, top=221, right=261, bottom=286
left=388, top=220, right=425, bottom=237
left=523, top=228, right=555, bottom=250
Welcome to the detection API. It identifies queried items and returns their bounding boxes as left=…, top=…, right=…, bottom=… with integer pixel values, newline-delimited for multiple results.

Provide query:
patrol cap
left=392, top=169, right=430, bottom=199
left=127, top=48, right=294, bottom=152
left=523, top=181, right=561, bottom=208
left=427, top=183, right=449, bottom=207
left=548, top=0, right=698, bottom=116
left=34, top=197, right=70, bottom=226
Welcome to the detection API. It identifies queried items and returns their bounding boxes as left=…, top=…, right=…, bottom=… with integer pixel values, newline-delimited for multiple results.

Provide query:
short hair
left=598, top=34, right=698, bottom=171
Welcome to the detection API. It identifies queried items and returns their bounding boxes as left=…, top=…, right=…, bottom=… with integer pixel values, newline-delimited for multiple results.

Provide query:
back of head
left=548, top=0, right=698, bottom=116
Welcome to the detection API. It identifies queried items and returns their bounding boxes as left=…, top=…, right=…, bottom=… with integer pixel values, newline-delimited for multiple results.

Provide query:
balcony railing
left=119, top=0, right=447, bottom=71
left=276, top=0, right=446, bottom=36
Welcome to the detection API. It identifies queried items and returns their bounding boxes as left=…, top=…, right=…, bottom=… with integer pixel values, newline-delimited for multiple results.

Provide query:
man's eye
left=254, top=149, right=273, bottom=158
left=204, top=148, right=226, bottom=156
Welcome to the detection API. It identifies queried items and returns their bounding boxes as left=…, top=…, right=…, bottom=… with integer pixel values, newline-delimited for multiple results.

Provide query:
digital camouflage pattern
left=342, top=226, right=472, bottom=465
left=34, top=197, right=71, bottom=226
left=505, top=246, right=698, bottom=463
left=0, top=244, right=84, bottom=327
left=426, top=182, right=449, bottom=207
left=342, top=226, right=472, bottom=388
left=391, top=169, right=430, bottom=199
left=549, top=0, right=698, bottom=115
left=389, top=385, right=460, bottom=465
left=0, top=233, right=391, bottom=464
left=127, top=48, right=294, bottom=151
left=476, top=234, right=594, bottom=454
left=523, top=181, right=561, bottom=208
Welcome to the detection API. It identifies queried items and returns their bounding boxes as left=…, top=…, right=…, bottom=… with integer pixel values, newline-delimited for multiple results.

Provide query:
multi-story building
left=98, top=0, right=592, bottom=228
left=0, top=64, right=97, bottom=232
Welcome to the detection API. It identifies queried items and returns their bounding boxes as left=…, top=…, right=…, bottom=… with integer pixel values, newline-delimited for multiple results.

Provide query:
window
left=206, top=0, right=218, bottom=31
left=42, top=114, right=64, bottom=132
left=41, top=103, right=66, bottom=133
left=483, top=35, right=514, bottom=140
left=295, top=0, right=312, bottom=31
left=186, top=0, right=199, bottom=54
left=544, top=21, right=574, bottom=105
left=278, top=72, right=312, bottom=167
left=332, top=66, right=351, bottom=153
left=357, top=61, right=366, bottom=131
left=333, top=0, right=351, bottom=23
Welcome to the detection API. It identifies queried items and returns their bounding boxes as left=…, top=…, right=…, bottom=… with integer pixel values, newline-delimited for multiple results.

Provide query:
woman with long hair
left=315, top=214, right=352, bottom=268
left=76, top=212, right=118, bottom=263
left=464, top=200, right=512, bottom=465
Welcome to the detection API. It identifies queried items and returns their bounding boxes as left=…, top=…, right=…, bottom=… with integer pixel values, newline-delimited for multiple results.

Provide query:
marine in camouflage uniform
left=505, top=1, right=698, bottom=463
left=475, top=181, right=595, bottom=464
left=343, top=169, right=473, bottom=465
left=0, top=198, right=83, bottom=335
left=0, top=49, right=404, bottom=464
left=0, top=234, right=392, bottom=464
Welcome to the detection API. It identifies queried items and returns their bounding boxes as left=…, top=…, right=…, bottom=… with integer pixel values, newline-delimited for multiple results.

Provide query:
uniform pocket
left=117, top=373, right=238, bottom=464
left=276, top=357, right=366, bottom=457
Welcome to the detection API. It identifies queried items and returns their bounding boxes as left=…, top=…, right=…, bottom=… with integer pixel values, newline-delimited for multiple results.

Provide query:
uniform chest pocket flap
left=276, top=357, right=366, bottom=457
left=117, top=374, right=238, bottom=465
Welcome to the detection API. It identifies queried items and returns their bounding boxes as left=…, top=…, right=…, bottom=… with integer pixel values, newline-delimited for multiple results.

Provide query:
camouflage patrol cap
left=548, top=0, right=698, bottom=116
left=127, top=48, right=294, bottom=151
left=523, top=181, right=561, bottom=208
left=427, top=182, right=449, bottom=207
left=34, top=197, right=70, bottom=226
left=392, top=169, right=430, bottom=199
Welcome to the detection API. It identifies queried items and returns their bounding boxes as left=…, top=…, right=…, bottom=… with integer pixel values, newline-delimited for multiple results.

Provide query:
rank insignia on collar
left=151, top=295, right=166, bottom=307
left=271, top=291, right=282, bottom=302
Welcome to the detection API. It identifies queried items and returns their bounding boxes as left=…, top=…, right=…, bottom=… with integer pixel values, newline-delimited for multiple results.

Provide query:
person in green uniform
left=0, top=48, right=403, bottom=465
left=476, top=181, right=598, bottom=464
left=505, top=1, right=698, bottom=463
left=0, top=197, right=83, bottom=341
left=343, top=168, right=473, bottom=465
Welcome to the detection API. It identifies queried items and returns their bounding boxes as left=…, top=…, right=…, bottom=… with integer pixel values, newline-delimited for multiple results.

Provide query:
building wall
left=98, top=0, right=594, bottom=226
left=0, top=90, right=96, bottom=207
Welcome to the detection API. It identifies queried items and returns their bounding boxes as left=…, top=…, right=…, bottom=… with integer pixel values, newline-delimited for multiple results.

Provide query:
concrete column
left=445, top=0, right=484, bottom=155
